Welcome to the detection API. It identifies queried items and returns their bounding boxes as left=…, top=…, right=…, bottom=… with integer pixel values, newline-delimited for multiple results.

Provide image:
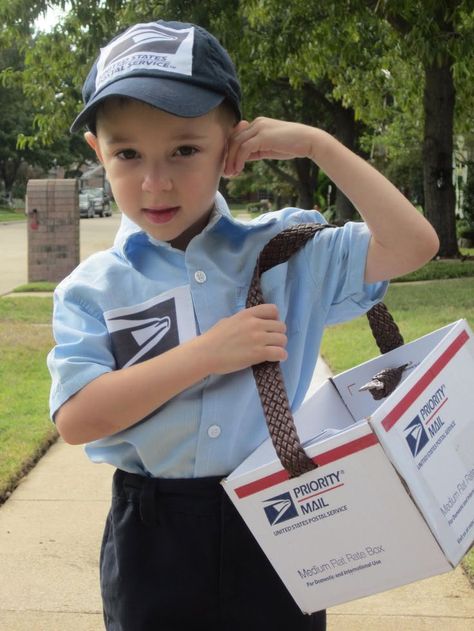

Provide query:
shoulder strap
left=246, top=223, right=404, bottom=478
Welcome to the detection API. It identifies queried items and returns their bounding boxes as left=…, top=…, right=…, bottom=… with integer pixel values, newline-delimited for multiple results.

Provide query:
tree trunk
left=294, top=157, right=318, bottom=209
left=0, top=158, right=21, bottom=206
left=423, top=62, right=458, bottom=257
left=333, top=104, right=357, bottom=223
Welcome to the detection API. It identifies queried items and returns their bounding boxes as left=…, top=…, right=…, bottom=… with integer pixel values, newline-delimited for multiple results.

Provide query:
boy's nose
left=141, top=166, right=173, bottom=193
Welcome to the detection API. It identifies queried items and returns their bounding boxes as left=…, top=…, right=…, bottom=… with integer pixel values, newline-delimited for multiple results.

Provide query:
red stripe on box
left=382, top=330, right=469, bottom=432
left=234, top=432, right=379, bottom=499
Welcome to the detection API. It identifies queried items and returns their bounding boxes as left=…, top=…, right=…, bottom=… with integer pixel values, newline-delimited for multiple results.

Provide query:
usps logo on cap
left=404, top=415, right=430, bottom=457
left=263, top=492, right=298, bottom=526
left=96, top=22, right=194, bottom=91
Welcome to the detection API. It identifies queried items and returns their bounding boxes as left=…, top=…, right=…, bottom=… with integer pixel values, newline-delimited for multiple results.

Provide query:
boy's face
left=85, top=99, right=233, bottom=249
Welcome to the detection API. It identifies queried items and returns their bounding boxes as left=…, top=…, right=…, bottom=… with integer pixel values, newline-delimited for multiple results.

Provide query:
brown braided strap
left=246, top=225, right=329, bottom=478
left=247, top=223, right=405, bottom=478
left=366, top=302, right=404, bottom=354
left=359, top=363, right=410, bottom=400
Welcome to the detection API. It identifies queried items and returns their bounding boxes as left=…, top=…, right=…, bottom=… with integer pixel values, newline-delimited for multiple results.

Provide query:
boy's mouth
left=142, top=206, right=180, bottom=224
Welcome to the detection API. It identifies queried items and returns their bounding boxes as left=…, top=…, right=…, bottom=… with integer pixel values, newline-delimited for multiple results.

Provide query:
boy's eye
left=175, top=145, right=198, bottom=157
left=117, top=149, right=138, bottom=160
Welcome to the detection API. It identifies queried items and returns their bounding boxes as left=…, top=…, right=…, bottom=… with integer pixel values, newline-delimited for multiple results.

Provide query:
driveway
left=0, top=214, right=122, bottom=295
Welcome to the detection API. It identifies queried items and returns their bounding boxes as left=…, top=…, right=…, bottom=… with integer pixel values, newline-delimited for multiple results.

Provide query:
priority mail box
left=222, top=319, right=474, bottom=613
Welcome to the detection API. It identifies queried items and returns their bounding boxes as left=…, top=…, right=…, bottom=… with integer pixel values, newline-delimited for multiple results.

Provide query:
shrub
left=462, top=164, right=474, bottom=228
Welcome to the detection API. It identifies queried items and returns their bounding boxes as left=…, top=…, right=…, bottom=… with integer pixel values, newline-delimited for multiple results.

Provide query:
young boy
left=47, top=19, right=439, bottom=631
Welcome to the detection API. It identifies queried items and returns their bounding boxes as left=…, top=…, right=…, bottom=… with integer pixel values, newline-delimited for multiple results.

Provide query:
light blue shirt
left=47, top=193, right=387, bottom=478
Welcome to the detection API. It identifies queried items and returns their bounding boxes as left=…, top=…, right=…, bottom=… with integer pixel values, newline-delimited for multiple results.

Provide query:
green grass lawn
left=321, top=278, right=474, bottom=373
left=393, top=259, right=474, bottom=282
left=0, top=296, right=57, bottom=501
left=320, top=278, right=474, bottom=582
left=0, top=208, right=26, bottom=222
left=12, top=282, right=57, bottom=293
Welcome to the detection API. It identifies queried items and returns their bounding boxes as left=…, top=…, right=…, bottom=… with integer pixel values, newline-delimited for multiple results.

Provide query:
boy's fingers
left=231, top=129, right=262, bottom=173
left=265, top=347, right=288, bottom=362
left=224, top=121, right=256, bottom=175
left=265, top=320, right=287, bottom=334
left=225, top=120, right=253, bottom=175
left=231, top=129, right=290, bottom=174
left=232, top=140, right=256, bottom=174
left=264, top=332, right=288, bottom=347
left=246, top=303, right=280, bottom=320
left=233, top=119, right=251, bottom=135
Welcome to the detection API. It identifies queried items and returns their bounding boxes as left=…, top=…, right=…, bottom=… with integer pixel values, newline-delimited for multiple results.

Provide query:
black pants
left=100, top=469, right=326, bottom=631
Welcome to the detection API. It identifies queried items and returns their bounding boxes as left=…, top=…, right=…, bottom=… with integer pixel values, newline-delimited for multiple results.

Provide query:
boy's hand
left=202, top=304, right=288, bottom=375
left=224, top=117, right=315, bottom=177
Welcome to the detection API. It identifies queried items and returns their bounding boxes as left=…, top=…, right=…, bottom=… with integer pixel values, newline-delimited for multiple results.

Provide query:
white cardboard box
left=222, top=319, right=474, bottom=614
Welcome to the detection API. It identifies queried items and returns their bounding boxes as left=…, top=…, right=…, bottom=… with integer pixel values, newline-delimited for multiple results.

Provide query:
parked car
left=79, top=192, right=95, bottom=218
left=87, top=188, right=112, bottom=217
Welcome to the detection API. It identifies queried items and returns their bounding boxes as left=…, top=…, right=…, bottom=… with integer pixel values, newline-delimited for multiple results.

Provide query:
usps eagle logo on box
left=263, top=492, right=299, bottom=526
left=404, top=415, right=430, bottom=457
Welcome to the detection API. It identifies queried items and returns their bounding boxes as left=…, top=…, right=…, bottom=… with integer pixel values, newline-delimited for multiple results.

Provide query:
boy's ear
left=84, top=131, right=104, bottom=164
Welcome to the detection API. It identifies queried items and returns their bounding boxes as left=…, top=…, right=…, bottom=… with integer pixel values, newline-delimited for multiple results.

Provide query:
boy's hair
left=71, top=20, right=241, bottom=133
left=89, top=96, right=238, bottom=136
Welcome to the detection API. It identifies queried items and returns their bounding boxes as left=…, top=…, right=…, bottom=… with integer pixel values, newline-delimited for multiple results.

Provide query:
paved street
left=0, top=214, right=121, bottom=295
left=0, top=221, right=27, bottom=296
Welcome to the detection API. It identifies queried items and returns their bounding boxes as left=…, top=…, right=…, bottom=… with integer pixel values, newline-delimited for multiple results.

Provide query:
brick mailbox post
left=27, top=179, right=80, bottom=283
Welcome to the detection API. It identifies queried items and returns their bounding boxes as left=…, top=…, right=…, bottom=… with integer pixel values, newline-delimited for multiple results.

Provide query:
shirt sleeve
left=303, top=220, right=388, bottom=325
left=47, top=283, right=115, bottom=421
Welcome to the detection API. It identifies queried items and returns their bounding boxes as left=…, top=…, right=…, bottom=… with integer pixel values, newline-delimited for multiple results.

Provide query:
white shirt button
left=207, top=424, right=221, bottom=439
left=194, top=270, right=207, bottom=284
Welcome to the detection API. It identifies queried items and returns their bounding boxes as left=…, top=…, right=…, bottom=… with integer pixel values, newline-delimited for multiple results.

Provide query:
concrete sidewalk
left=0, top=215, right=121, bottom=296
left=0, top=359, right=472, bottom=630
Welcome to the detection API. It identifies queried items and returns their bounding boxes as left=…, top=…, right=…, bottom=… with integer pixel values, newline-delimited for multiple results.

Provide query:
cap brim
left=70, top=75, right=226, bottom=133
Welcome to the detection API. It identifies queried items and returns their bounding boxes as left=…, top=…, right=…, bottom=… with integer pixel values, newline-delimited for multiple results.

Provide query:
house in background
left=79, top=163, right=112, bottom=197
left=48, top=162, right=112, bottom=197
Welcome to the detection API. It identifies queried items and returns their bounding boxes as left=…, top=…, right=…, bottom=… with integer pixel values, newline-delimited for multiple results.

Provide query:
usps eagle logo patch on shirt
left=104, top=285, right=197, bottom=369
left=96, top=22, right=194, bottom=91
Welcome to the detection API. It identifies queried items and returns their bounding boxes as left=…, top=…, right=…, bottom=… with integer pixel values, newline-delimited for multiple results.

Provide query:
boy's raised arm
left=55, top=304, right=287, bottom=445
left=225, top=118, right=439, bottom=283
left=307, top=128, right=439, bottom=283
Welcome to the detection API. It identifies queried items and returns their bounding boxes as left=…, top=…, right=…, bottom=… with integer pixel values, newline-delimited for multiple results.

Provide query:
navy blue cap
left=71, top=20, right=241, bottom=132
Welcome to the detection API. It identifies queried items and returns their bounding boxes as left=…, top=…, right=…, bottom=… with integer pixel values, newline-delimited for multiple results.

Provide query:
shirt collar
left=114, top=192, right=263, bottom=260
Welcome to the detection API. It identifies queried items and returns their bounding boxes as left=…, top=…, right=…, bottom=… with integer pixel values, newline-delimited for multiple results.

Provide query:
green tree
left=0, top=41, right=92, bottom=201
left=243, top=0, right=474, bottom=255
left=370, top=0, right=474, bottom=256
